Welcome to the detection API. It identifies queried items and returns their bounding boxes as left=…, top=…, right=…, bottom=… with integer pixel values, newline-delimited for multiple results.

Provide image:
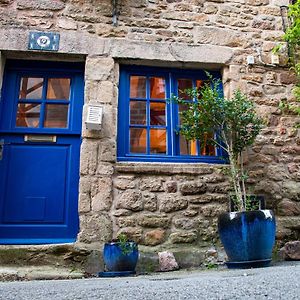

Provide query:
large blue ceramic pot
left=218, top=210, right=276, bottom=268
left=103, top=242, right=139, bottom=272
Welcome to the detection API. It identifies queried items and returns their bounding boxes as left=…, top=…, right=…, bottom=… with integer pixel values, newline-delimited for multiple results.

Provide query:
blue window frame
left=117, top=65, right=226, bottom=163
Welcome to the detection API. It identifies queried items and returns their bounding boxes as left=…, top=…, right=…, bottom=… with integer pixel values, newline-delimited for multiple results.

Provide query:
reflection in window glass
left=200, top=133, right=216, bottom=156
left=150, top=102, right=165, bottom=125
left=44, top=104, right=68, bottom=128
left=150, top=129, right=166, bottom=154
left=130, top=101, right=146, bottom=125
left=130, top=128, right=147, bottom=153
left=178, top=79, right=192, bottom=100
left=130, top=76, right=146, bottom=98
left=178, top=103, right=190, bottom=126
left=16, top=103, right=41, bottom=128
left=180, top=135, right=197, bottom=156
left=150, top=77, right=165, bottom=99
left=47, top=78, right=70, bottom=100
left=19, top=77, right=43, bottom=99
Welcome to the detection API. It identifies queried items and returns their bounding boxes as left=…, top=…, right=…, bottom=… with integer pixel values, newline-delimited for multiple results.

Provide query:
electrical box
left=85, top=105, right=103, bottom=130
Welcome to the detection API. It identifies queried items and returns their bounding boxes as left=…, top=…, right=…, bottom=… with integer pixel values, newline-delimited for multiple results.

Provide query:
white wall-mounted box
left=85, top=104, right=103, bottom=130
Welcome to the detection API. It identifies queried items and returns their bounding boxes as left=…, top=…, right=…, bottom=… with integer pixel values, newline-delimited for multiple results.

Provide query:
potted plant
left=99, top=233, right=139, bottom=277
left=172, top=76, right=276, bottom=268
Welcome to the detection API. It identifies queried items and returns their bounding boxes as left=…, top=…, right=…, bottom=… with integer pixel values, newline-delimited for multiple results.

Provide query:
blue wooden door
left=0, top=60, right=84, bottom=244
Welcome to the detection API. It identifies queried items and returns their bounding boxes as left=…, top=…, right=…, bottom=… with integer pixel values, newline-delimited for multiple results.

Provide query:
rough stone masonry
left=0, top=0, right=299, bottom=267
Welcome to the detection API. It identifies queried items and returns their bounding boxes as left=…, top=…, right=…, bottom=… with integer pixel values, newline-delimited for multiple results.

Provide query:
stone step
left=0, top=244, right=226, bottom=280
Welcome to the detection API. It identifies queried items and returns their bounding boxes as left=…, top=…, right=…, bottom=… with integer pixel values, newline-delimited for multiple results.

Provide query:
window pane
left=130, top=128, right=147, bottom=153
left=200, top=133, right=216, bottom=156
left=178, top=103, right=190, bottom=125
left=130, top=101, right=146, bottom=125
left=178, top=79, right=192, bottom=100
left=150, top=129, right=166, bottom=154
left=16, top=103, right=41, bottom=128
left=130, top=76, right=146, bottom=98
left=47, top=78, right=70, bottom=100
left=19, top=77, right=43, bottom=99
left=180, top=136, right=197, bottom=156
left=150, top=77, right=165, bottom=99
left=196, top=80, right=205, bottom=88
left=44, top=104, right=68, bottom=128
left=150, top=102, right=165, bottom=125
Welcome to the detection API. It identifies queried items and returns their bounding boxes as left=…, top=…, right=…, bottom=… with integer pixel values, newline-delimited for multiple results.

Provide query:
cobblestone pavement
left=0, top=262, right=299, bottom=300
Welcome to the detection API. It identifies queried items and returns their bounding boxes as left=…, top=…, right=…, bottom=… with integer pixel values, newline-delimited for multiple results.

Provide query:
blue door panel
left=0, top=60, right=84, bottom=244
left=2, top=144, right=68, bottom=223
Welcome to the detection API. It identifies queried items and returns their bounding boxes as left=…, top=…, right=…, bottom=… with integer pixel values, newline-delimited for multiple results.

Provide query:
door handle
left=0, top=140, right=3, bottom=161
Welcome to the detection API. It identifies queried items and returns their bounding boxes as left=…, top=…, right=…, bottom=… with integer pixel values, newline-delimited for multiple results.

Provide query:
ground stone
left=280, top=241, right=300, bottom=260
left=158, top=251, right=179, bottom=272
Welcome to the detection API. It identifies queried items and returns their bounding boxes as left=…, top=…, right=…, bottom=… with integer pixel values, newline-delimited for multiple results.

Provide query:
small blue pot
left=218, top=210, right=276, bottom=267
left=103, top=242, right=139, bottom=272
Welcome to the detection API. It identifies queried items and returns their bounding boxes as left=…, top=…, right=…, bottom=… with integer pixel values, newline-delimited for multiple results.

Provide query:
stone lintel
left=0, top=29, right=233, bottom=67
left=111, top=39, right=233, bottom=67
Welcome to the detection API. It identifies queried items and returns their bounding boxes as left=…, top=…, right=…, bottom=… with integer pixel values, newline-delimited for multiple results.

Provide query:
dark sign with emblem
left=28, top=32, right=60, bottom=51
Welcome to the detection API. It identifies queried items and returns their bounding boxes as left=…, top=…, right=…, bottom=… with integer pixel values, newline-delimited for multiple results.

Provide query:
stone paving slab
left=0, top=266, right=85, bottom=282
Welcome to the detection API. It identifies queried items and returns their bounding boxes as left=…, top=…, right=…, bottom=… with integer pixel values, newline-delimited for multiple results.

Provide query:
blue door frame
left=0, top=60, right=84, bottom=244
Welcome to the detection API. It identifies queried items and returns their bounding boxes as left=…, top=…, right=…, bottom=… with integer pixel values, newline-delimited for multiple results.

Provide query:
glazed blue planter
left=103, top=242, right=139, bottom=272
left=218, top=210, right=276, bottom=268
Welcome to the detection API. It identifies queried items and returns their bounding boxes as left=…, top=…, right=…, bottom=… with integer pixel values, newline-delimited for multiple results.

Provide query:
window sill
left=115, top=161, right=228, bottom=175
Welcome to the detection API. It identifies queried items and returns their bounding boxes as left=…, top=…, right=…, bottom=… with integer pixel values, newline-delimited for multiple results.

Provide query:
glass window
left=47, top=78, right=70, bottom=100
left=19, top=77, right=43, bottom=99
left=44, top=104, right=68, bottom=128
left=118, top=67, right=224, bottom=163
left=16, top=103, right=41, bottom=128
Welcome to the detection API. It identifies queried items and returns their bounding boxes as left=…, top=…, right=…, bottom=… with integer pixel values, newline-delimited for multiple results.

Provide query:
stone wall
left=0, top=0, right=299, bottom=260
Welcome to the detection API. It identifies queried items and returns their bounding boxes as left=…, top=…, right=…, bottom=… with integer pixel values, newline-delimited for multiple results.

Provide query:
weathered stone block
left=80, top=140, right=98, bottom=175
left=79, top=176, right=92, bottom=194
left=263, top=84, right=286, bottom=95
left=85, top=80, right=115, bottom=104
left=57, top=18, right=77, bottom=30
left=144, top=229, right=165, bottom=246
left=282, top=182, right=300, bottom=202
left=159, top=194, right=188, bottom=212
left=165, top=181, right=178, bottom=193
left=189, top=194, right=228, bottom=205
left=140, top=178, right=164, bottom=192
left=199, top=204, right=227, bottom=217
left=179, top=181, right=207, bottom=195
left=85, top=57, right=115, bottom=81
left=174, top=218, right=198, bottom=230
left=194, top=26, right=245, bottom=47
left=278, top=199, right=300, bottom=216
left=138, top=215, right=170, bottom=228
left=116, top=190, right=143, bottom=211
left=280, top=72, right=297, bottom=85
left=158, top=251, right=179, bottom=271
left=98, top=138, right=116, bottom=162
left=116, top=217, right=137, bottom=228
left=170, top=231, right=197, bottom=243
left=266, top=165, right=290, bottom=181
left=182, top=209, right=199, bottom=217
left=114, top=176, right=136, bottom=190
left=143, top=192, right=158, bottom=212
left=17, top=0, right=65, bottom=10
left=91, top=177, right=112, bottom=212
left=117, top=228, right=142, bottom=243
left=280, top=241, right=300, bottom=260
left=96, top=163, right=114, bottom=176
left=78, top=214, right=112, bottom=243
